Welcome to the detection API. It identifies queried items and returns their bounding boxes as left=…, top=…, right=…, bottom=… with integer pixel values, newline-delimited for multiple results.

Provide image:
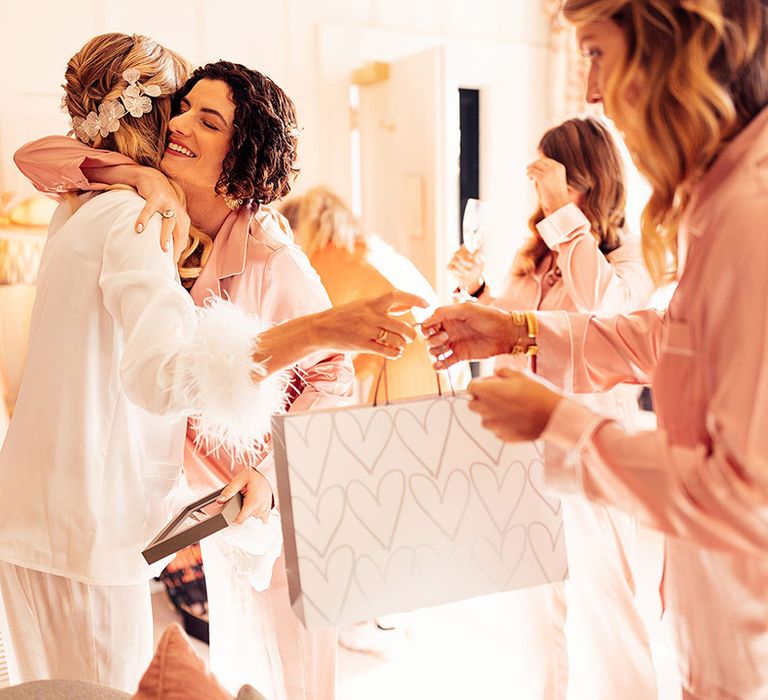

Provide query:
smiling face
left=161, top=79, right=235, bottom=196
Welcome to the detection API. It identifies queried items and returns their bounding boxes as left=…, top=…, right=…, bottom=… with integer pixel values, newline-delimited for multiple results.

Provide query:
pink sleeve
left=537, top=203, right=654, bottom=315
left=260, top=246, right=354, bottom=412
left=538, top=199, right=768, bottom=554
left=541, top=397, right=768, bottom=555
left=14, top=135, right=134, bottom=196
left=536, top=308, right=665, bottom=393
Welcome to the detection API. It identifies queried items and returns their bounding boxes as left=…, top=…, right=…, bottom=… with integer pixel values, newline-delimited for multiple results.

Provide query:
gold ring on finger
left=375, top=328, right=388, bottom=344
left=160, top=209, right=176, bottom=219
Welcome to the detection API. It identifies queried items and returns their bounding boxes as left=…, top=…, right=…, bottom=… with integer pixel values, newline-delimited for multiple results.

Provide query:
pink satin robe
left=14, top=136, right=355, bottom=700
left=182, top=204, right=354, bottom=700
left=536, top=107, right=768, bottom=699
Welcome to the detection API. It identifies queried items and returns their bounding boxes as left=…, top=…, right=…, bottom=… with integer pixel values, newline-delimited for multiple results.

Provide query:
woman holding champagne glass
left=446, top=117, right=660, bottom=698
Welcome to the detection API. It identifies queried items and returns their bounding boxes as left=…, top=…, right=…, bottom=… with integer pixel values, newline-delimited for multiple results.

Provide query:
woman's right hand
left=132, top=167, right=190, bottom=262
left=421, top=303, right=519, bottom=369
left=447, top=245, right=485, bottom=293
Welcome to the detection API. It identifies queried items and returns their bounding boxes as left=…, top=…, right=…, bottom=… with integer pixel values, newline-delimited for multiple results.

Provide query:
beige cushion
left=0, top=680, right=129, bottom=699
left=236, top=686, right=267, bottom=700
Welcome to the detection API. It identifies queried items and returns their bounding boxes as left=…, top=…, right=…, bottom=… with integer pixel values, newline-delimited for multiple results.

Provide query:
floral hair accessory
left=72, top=100, right=126, bottom=142
left=285, top=122, right=303, bottom=139
left=70, top=68, right=162, bottom=143
left=121, top=68, right=161, bottom=116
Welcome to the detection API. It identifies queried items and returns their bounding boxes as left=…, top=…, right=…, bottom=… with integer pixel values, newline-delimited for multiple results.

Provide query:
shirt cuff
left=540, top=397, right=610, bottom=494
left=535, top=202, right=590, bottom=249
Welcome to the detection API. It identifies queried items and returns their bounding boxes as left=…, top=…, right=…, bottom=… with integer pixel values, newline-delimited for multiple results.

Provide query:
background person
left=281, top=185, right=467, bottom=404
left=447, top=116, right=660, bottom=699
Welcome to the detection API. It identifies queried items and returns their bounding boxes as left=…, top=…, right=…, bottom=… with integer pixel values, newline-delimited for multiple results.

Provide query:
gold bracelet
left=524, top=310, right=539, bottom=357
left=509, top=311, right=526, bottom=355
left=509, top=310, right=538, bottom=357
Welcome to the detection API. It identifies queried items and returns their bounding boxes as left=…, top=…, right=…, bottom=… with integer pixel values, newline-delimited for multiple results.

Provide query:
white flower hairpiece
left=70, top=68, right=162, bottom=144
left=285, top=122, right=302, bottom=139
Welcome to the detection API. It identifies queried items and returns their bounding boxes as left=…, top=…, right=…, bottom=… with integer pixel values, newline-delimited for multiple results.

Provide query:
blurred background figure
left=447, top=117, right=666, bottom=699
left=282, top=186, right=467, bottom=404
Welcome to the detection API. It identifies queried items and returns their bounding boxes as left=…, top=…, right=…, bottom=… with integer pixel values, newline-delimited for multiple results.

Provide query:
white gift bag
left=273, top=386, right=567, bottom=629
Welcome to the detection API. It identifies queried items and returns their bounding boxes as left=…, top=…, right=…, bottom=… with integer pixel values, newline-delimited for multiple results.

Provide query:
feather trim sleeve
left=179, top=296, right=288, bottom=465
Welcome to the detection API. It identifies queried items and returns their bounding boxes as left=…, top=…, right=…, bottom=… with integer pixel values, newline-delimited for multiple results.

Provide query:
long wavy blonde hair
left=63, top=33, right=210, bottom=287
left=516, top=117, right=625, bottom=276
left=563, top=0, right=768, bottom=284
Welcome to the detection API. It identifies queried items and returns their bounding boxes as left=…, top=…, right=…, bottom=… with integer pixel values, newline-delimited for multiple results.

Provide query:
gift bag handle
left=372, top=360, right=391, bottom=407
left=371, top=358, right=456, bottom=407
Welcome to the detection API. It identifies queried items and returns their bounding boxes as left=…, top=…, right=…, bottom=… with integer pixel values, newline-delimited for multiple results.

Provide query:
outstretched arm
left=422, top=302, right=662, bottom=391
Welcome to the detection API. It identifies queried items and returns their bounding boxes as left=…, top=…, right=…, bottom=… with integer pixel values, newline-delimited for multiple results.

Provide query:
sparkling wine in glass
left=462, top=198, right=492, bottom=254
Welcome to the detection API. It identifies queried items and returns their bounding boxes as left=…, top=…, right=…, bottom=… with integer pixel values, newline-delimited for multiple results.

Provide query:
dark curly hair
left=173, top=60, right=299, bottom=205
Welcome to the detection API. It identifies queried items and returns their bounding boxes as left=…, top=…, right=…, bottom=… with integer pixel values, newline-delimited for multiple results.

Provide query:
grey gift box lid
left=142, top=487, right=243, bottom=565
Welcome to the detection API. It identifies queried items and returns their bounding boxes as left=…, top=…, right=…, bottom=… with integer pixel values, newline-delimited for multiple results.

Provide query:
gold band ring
left=160, top=209, right=176, bottom=219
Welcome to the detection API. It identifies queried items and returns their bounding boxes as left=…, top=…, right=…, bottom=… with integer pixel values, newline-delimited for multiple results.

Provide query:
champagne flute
left=452, top=199, right=492, bottom=303
left=462, top=198, right=492, bottom=254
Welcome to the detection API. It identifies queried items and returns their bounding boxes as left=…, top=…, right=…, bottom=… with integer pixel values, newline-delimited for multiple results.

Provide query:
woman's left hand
left=132, top=167, right=191, bottom=262
left=217, top=467, right=273, bottom=524
left=468, top=368, right=563, bottom=442
left=527, top=156, right=570, bottom=217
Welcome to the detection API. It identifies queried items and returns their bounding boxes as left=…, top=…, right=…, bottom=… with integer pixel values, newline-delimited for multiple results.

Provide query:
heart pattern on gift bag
left=472, top=526, right=527, bottom=588
left=409, top=470, right=470, bottom=539
left=527, top=458, right=562, bottom=517
left=394, top=399, right=452, bottom=478
left=470, top=461, right=527, bottom=533
left=452, top=395, right=505, bottom=465
left=293, top=486, right=346, bottom=557
left=279, top=395, right=567, bottom=628
left=299, top=545, right=355, bottom=625
left=334, top=409, right=393, bottom=475
left=355, top=547, right=416, bottom=605
left=346, top=471, right=406, bottom=550
left=528, top=522, right=568, bottom=583
left=284, top=412, right=335, bottom=495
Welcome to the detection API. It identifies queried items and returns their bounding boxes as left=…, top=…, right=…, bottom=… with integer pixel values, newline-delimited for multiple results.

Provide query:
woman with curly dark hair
left=16, top=60, right=355, bottom=699
left=172, top=61, right=299, bottom=206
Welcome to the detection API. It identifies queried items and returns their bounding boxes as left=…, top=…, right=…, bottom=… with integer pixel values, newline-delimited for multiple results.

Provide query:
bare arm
left=253, top=290, right=428, bottom=375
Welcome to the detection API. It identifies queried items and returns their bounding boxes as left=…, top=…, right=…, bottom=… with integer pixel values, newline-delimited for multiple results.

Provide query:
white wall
left=0, top=0, right=550, bottom=198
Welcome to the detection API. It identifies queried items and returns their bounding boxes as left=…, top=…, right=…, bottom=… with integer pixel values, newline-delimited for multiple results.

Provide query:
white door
left=356, top=47, right=453, bottom=295
left=354, top=41, right=549, bottom=301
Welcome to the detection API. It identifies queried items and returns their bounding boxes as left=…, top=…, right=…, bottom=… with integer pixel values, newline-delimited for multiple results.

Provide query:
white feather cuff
left=180, top=296, right=288, bottom=465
